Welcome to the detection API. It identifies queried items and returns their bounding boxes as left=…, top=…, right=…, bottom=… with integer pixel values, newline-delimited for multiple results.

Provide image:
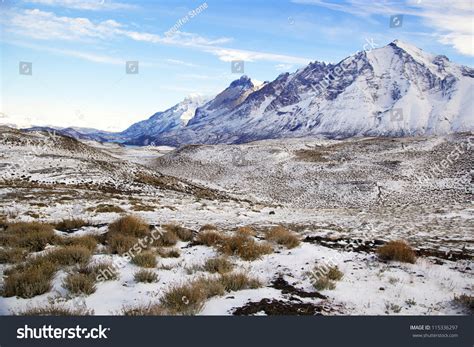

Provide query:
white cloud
left=2, top=9, right=311, bottom=65
left=23, top=0, right=136, bottom=11
left=292, top=0, right=474, bottom=56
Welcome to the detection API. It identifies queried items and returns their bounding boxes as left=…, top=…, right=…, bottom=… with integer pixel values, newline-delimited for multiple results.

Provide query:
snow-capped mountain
left=122, top=94, right=210, bottom=144
left=18, top=40, right=474, bottom=146
left=144, top=40, right=472, bottom=145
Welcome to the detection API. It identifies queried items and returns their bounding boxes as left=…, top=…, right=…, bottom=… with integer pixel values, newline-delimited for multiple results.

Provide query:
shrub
left=236, top=226, right=256, bottom=237
left=4, top=222, right=56, bottom=252
left=60, top=235, right=98, bottom=251
left=199, top=224, right=217, bottom=232
left=108, top=216, right=149, bottom=238
left=132, top=251, right=157, bottom=268
left=107, top=233, right=137, bottom=255
left=204, top=257, right=233, bottom=274
left=158, top=248, right=181, bottom=258
left=313, top=277, right=336, bottom=291
left=377, top=240, right=416, bottom=264
left=153, top=230, right=178, bottom=247
left=454, top=294, right=473, bottom=313
left=62, top=273, right=96, bottom=295
left=78, top=262, right=118, bottom=281
left=134, top=269, right=158, bottom=283
left=55, top=219, right=88, bottom=232
left=219, top=273, right=261, bottom=292
left=327, top=266, right=344, bottom=281
left=122, top=304, right=167, bottom=316
left=265, top=226, right=300, bottom=249
left=163, top=224, right=194, bottom=242
left=2, top=257, right=57, bottom=298
left=310, top=265, right=343, bottom=291
left=219, top=234, right=273, bottom=261
left=0, top=247, right=26, bottom=264
left=196, top=230, right=224, bottom=247
left=16, top=304, right=93, bottom=316
left=88, top=204, right=124, bottom=213
left=160, top=278, right=224, bottom=315
left=47, top=245, right=92, bottom=266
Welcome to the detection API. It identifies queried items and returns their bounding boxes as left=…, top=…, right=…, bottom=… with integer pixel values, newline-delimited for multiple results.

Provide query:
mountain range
left=20, top=40, right=474, bottom=146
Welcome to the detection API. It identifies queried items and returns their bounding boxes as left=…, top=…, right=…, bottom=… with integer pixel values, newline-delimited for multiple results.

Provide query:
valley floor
left=0, top=128, right=472, bottom=315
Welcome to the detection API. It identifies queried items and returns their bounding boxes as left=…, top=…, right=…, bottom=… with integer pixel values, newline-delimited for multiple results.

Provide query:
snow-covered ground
left=0, top=127, right=472, bottom=315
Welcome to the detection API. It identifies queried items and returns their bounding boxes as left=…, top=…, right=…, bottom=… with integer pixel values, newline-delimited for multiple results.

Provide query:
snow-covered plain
left=0, top=127, right=472, bottom=315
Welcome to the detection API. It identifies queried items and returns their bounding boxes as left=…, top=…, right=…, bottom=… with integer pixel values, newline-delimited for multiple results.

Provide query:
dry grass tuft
left=219, top=273, right=261, bottom=292
left=132, top=251, right=157, bottom=268
left=78, top=262, right=118, bottom=281
left=87, top=204, right=124, bottom=213
left=153, top=229, right=178, bottom=247
left=454, top=294, right=474, bottom=313
left=2, top=222, right=56, bottom=252
left=134, top=269, right=158, bottom=283
left=2, top=257, right=57, bottom=298
left=163, top=224, right=194, bottom=242
left=108, top=215, right=149, bottom=238
left=310, top=265, right=344, bottom=291
left=265, top=226, right=300, bottom=249
left=196, top=230, right=224, bottom=247
left=0, top=247, right=27, bottom=264
left=122, top=304, right=168, bottom=316
left=199, top=224, right=217, bottom=232
left=62, top=273, right=96, bottom=295
left=47, top=245, right=92, bottom=266
left=16, top=304, right=93, bottom=316
left=204, top=257, right=234, bottom=274
left=107, top=234, right=137, bottom=255
left=55, top=218, right=89, bottom=232
left=160, top=277, right=225, bottom=315
left=60, top=235, right=98, bottom=251
left=236, top=226, right=257, bottom=237
left=219, top=234, right=273, bottom=261
left=157, top=248, right=181, bottom=258
left=377, top=240, right=416, bottom=264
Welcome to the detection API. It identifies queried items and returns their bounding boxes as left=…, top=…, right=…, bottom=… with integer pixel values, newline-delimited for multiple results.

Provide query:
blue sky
left=0, top=0, right=473, bottom=131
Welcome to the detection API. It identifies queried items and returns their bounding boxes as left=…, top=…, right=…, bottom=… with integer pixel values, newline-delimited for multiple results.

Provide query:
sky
left=0, top=0, right=473, bottom=131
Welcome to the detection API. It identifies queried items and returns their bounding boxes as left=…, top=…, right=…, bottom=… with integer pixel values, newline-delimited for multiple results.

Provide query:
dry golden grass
left=157, top=248, right=181, bottom=258
left=78, top=262, right=118, bottom=281
left=16, top=304, right=93, bottom=316
left=47, top=245, right=92, bottom=266
left=160, top=277, right=225, bottom=315
left=310, top=265, right=344, bottom=291
left=313, top=277, right=336, bottom=291
left=108, top=215, right=149, bottom=238
left=107, top=234, right=137, bottom=255
left=0, top=247, right=26, bottom=264
left=2, top=257, right=57, bottom=298
left=2, top=222, right=56, bottom=252
left=122, top=304, right=168, bottom=316
left=132, top=251, right=157, bottom=268
left=62, top=273, right=96, bottom=295
left=134, top=269, right=158, bottom=283
left=60, top=235, right=98, bottom=252
left=219, top=234, right=273, bottom=261
left=163, top=224, right=194, bottom=242
left=327, top=266, right=344, bottom=281
left=219, top=273, right=261, bottom=292
left=196, top=230, right=224, bottom=247
left=153, top=230, right=178, bottom=247
left=454, top=294, right=473, bottom=313
left=377, top=240, right=416, bottom=264
left=87, top=204, right=124, bottom=213
left=265, top=226, right=300, bottom=249
left=55, top=218, right=89, bottom=232
left=199, top=224, right=217, bottom=232
left=204, top=257, right=234, bottom=274
left=236, top=226, right=257, bottom=237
